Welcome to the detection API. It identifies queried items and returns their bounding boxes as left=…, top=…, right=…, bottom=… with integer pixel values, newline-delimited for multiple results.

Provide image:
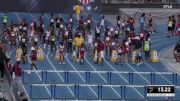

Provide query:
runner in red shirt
left=129, top=17, right=135, bottom=29
left=80, top=46, right=85, bottom=65
left=177, top=19, right=180, bottom=39
left=30, top=46, right=37, bottom=73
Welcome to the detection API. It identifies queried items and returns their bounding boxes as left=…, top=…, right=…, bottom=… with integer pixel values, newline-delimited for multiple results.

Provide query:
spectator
left=96, top=40, right=105, bottom=65
left=0, top=47, right=7, bottom=82
left=12, top=61, right=23, bottom=100
left=174, top=41, right=180, bottom=62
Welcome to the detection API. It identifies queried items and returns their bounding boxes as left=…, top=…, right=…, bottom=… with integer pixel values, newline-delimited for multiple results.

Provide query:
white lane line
left=84, top=55, right=121, bottom=98
left=30, top=13, right=75, bottom=97
left=65, top=54, right=98, bottom=97
left=14, top=12, right=31, bottom=101
left=27, top=50, right=53, bottom=99
left=92, top=16, right=144, bottom=99
left=58, top=14, right=99, bottom=98
left=46, top=51, right=75, bottom=97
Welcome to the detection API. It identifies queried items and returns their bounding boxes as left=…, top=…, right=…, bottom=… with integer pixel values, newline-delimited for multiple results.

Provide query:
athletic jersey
left=117, top=47, right=123, bottom=54
left=178, top=22, right=180, bottom=31
left=50, top=18, right=54, bottom=23
left=46, top=31, right=51, bottom=40
left=87, top=19, right=91, bottom=24
left=96, top=27, right=101, bottom=33
left=2, top=15, right=8, bottom=23
left=22, top=22, right=28, bottom=31
left=129, top=18, right=134, bottom=25
left=80, top=48, right=85, bottom=58
left=87, top=34, right=93, bottom=44
left=51, top=35, right=56, bottom=42
left=140, top=17, right=145, bottom=24
left=168, top=20, right=173, bottom=27
left=74, top=36, right=84, bottom=47
left=144, top=41, right=150, bottom=51
left=59, top=45, right=64, bottom=52
left=140, top=32, right=145, bottom=40
left=31, top=50, right=37, bottom=61
left=69, top=18, right=73, bottom=23
left=100, top=18, right=105, bottom=26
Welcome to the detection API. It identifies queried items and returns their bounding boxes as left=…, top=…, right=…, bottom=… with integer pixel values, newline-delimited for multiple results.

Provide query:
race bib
left=115, top=31, right=118, bottom=34
left=140, top=33, right=144, bottom=37
left=122, top=23, right=125, bottom=26
left=23, top=27, right=27, bottom=30
left=35, top=37, right=38, bottom=42
left=52, top=38, right=55, bottom=41
left=69, top=18, right=72, bottom=22
left=51, top=19, right=54, bottom=23
left=127, top=28, right=130, bottom=31
left=118, top=49, right=122, bottom=53
left=118, top=21, right=121, bottom=24
left=22, top=39, right=26, bottom=43
left=110, top=28, right=114, bottom=32
left=65, top=31, right=68, bottom=36
left=60, top=24, right=64, bottom=28
left=106, top=37, right=110, bottom=41
left=87, top=20, right=91, bottom=23
left=96, top=29, right=100, bottom=33
left=11, top=33, right=15, bottom=36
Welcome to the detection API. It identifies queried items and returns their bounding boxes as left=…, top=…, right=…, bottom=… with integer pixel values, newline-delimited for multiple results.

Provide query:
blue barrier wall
left=0, top=0, right=102, bottom=13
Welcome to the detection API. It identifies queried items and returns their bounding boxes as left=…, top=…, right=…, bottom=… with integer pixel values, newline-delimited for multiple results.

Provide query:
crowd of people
left=0, top=11, right=180, bottom=100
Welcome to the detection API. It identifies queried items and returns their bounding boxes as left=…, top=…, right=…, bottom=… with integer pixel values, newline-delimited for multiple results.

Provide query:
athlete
left=59, top=42, right=65, bottom=64
left=167, top=16, right=173, bottom=38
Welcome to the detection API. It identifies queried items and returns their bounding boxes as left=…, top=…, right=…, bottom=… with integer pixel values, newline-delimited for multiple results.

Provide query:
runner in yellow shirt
left=73, top=34, right=84, bottom=62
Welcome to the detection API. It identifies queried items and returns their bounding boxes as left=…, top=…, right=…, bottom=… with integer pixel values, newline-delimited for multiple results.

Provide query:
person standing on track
left=0, top=47, right=7, bottom=82
left=139, top=13, right=146, bottom=31
left=73, top=33, right=84, bottom=62
left=143, top=37, right=151, bottom=61
left=172, top=15, right=176, bottom=36
left=176, top=16, right=180, bottom=39
left=59, top=42, right=65, bottom=64
left=174, top=41, right=180, bottom=62
left=96, top=40, right=105, bottom=65
left=167, top=16, right=173, bottom=38
left=29, top=46, right=37, bottom=74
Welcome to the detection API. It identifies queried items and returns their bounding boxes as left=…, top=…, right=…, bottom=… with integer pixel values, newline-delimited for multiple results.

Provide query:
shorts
left=174, top=52, right=180, bottom=57
left=168, top=27, right=173, bottom=31
left=117, top=53, right=122, bottom=58
left=172, top=25, right=175, bottom=31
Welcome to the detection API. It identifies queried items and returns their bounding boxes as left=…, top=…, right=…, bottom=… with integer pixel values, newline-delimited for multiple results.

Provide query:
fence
left=22, top=70, right=179, bottom=85
left=27, top=83, right=180, bottom=100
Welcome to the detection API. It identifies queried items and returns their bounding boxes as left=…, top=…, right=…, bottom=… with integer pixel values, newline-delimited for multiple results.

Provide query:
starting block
left=37, top=48, right=44, bottom=61
left=16, top=48, right=23, bottom=62
left=111, top=50, right=117, bottom=62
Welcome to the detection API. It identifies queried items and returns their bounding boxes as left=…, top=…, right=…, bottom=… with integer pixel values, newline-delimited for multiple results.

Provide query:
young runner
left=59, top=42, right=65, bottom=64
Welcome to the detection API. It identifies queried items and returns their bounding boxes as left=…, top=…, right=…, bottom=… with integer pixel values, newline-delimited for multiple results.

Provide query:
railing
left=27, top=83, right=180, bottom=100
left=4, top=63, right=21, bottom=101
left=22, top=70, right=179, bottom=85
